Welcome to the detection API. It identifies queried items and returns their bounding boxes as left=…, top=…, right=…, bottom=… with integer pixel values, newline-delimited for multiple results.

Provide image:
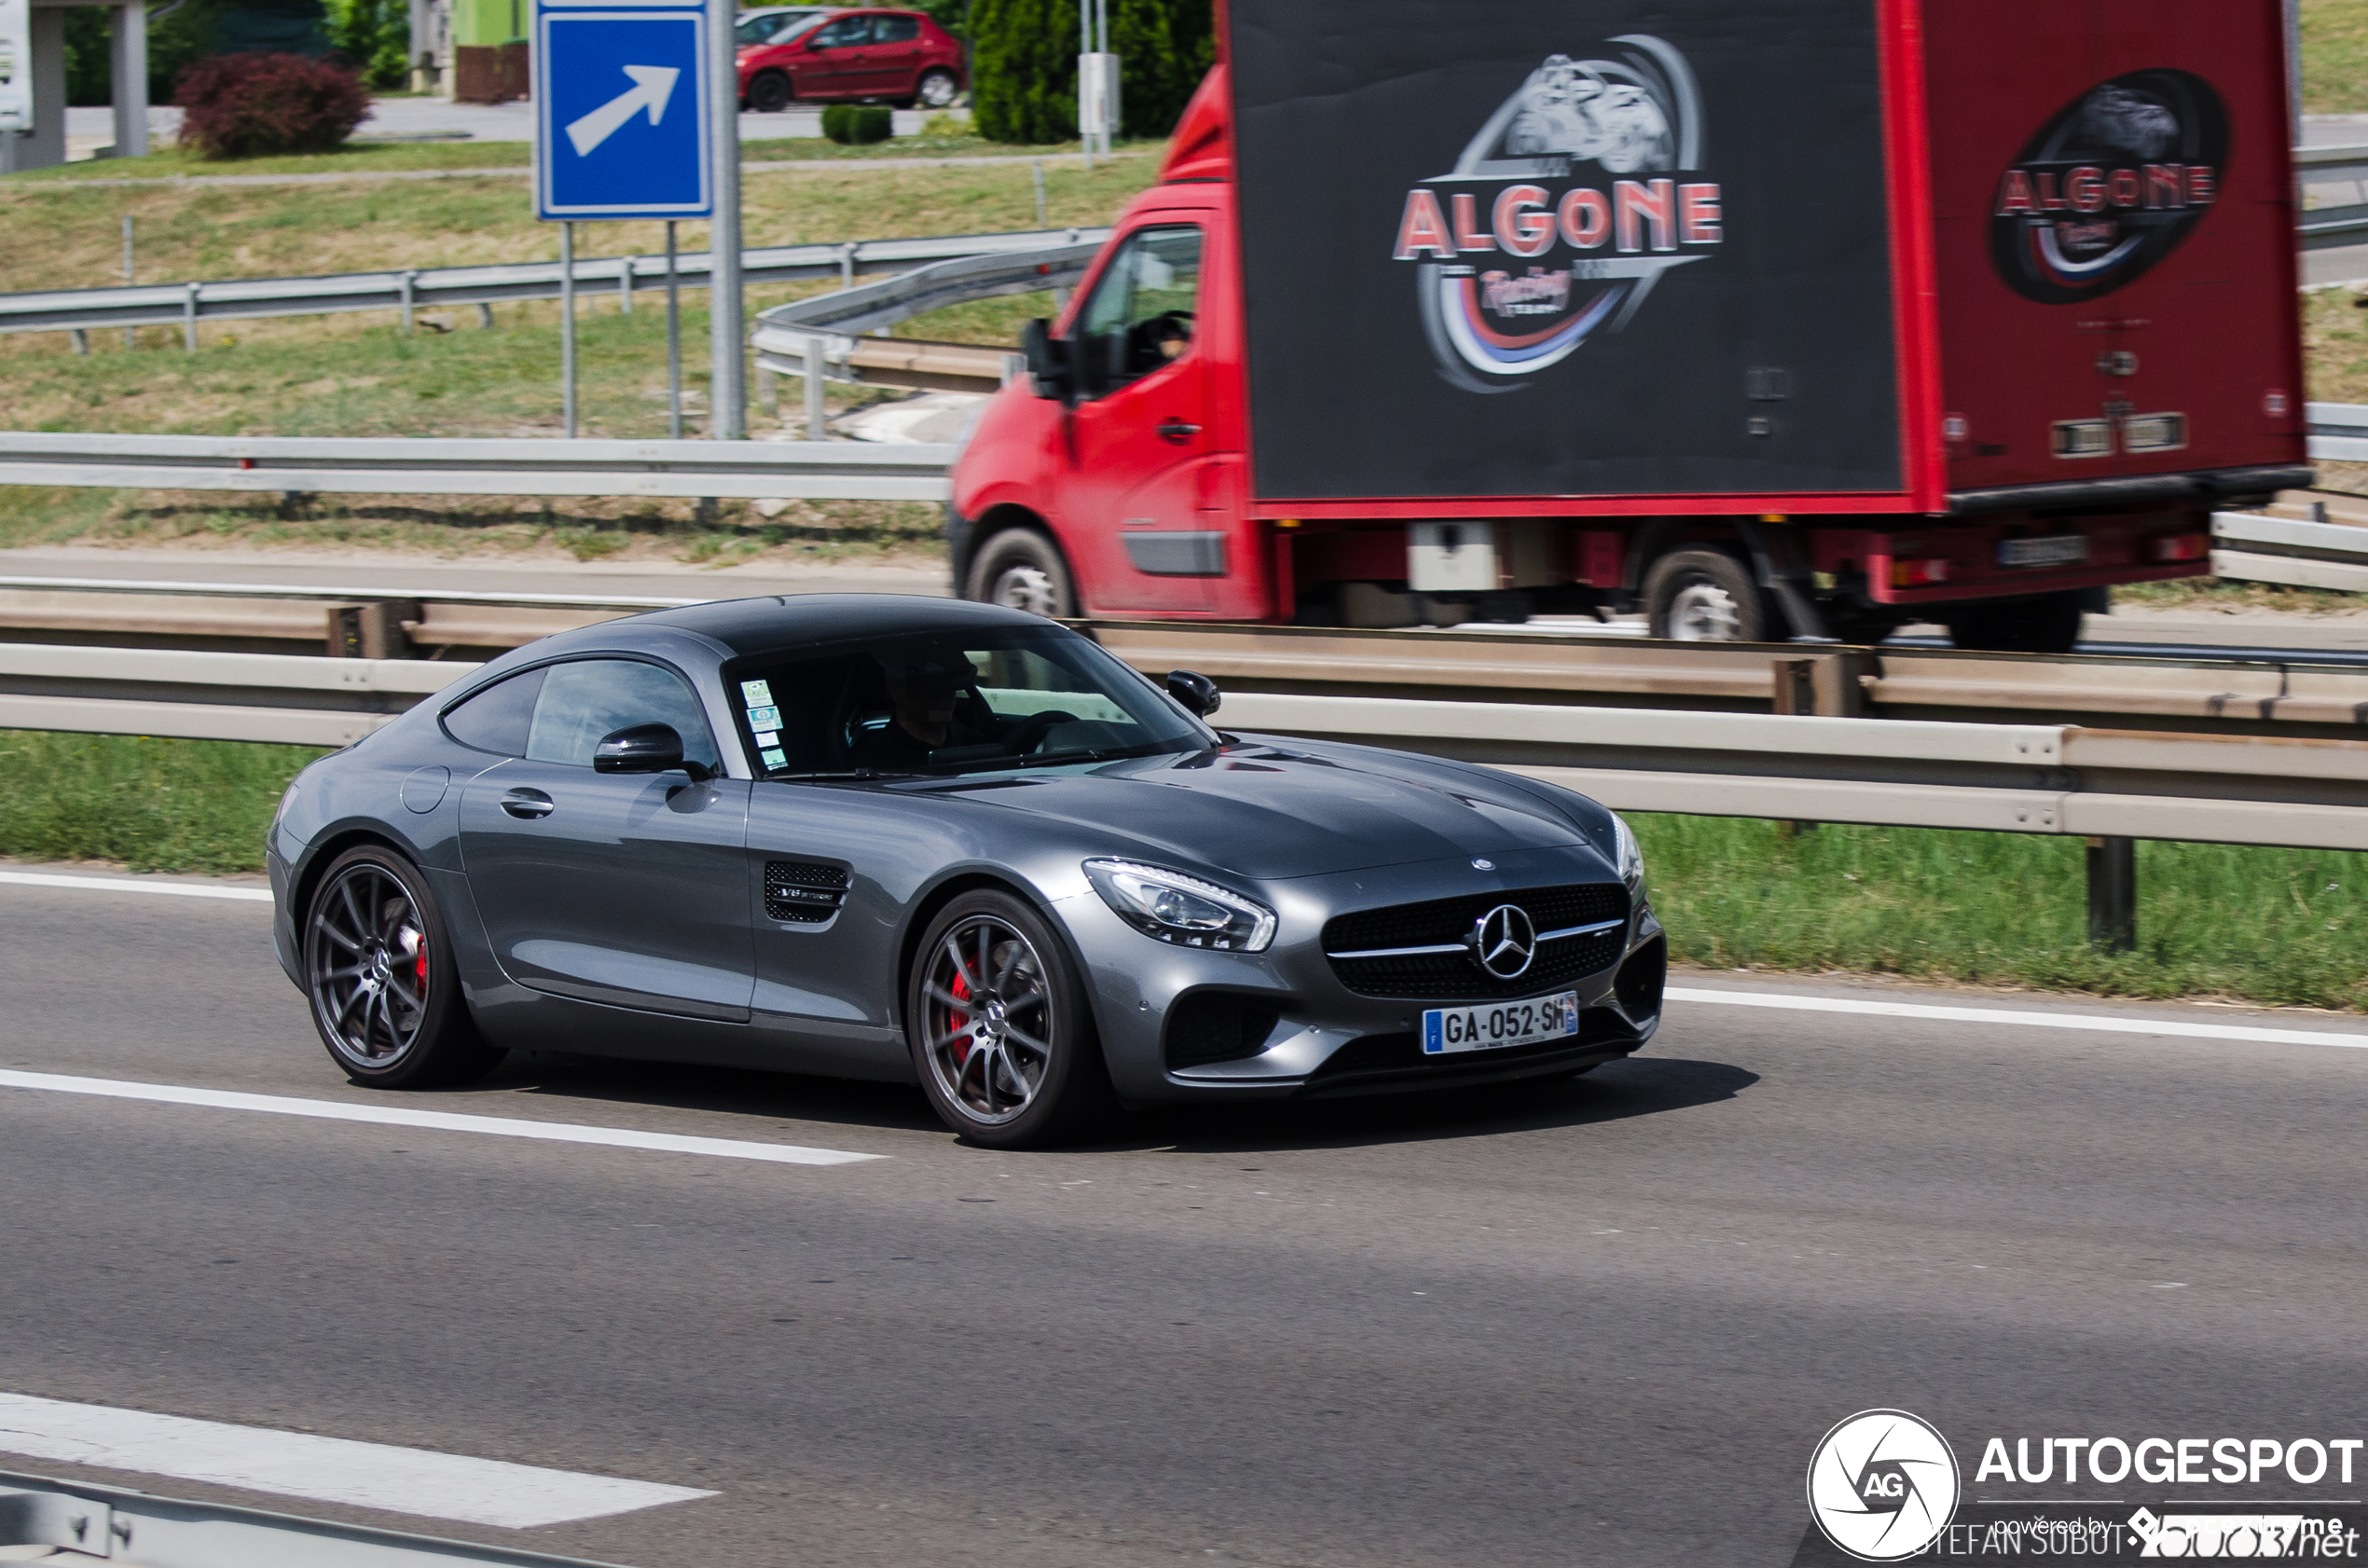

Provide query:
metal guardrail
left=1, top=642, right=2361, bottom=851
left=2300, top=144, right=2368, bottom=249
left=0, top=1467, right=631, bottom=1568
left=751, top=238, right=1100, bottom=387
left=0, top=433, right=954, bottom=501
left=0, top=227, right=1111, bottom=337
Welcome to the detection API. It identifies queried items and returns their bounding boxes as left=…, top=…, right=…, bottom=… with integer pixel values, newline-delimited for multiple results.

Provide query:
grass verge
left=1636, top=816, right=2367, bottom=1013
left=3, top=732, right=2358, bottom=1015
left=2304, top=0, right=2368, bottom=115
left=0, top=731, right=322, bottom=873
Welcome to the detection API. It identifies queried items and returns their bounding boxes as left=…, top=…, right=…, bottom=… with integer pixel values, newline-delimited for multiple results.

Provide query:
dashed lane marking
left=0, top=870, right=271, bottom=902
left=0, top=1069, right=886, bottom=1166
left=0, top=1392, right=715, bottom=1527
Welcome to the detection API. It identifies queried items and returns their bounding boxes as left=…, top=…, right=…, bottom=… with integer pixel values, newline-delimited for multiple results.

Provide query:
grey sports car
left=268, top=595, right=1665, bottom=1146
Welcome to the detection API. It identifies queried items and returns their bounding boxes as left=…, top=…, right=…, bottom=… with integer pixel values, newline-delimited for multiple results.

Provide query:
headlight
left=1083, top=859, right=1276, bottom=953
left=1612, top=814, right=1644, bottom=892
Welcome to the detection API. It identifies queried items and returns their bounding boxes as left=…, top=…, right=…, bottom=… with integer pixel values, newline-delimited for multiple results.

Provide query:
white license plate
left=1422, top=992, right=1581, bottom=1055
left=1997, top=535, right=2090, bottom=569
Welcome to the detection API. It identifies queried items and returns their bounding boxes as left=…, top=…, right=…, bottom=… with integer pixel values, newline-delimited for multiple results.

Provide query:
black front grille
left=764, top=860, right=850, bottom=924
left=1322, top=883, right=1630, bottom=999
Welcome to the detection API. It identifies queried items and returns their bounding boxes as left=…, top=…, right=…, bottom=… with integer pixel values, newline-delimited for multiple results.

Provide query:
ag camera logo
left=1808, top=1410, right=1962, bottom=1561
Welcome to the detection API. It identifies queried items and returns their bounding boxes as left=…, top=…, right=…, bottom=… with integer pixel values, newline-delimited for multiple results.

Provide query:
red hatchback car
left=737, top=7, right=967, bottom=113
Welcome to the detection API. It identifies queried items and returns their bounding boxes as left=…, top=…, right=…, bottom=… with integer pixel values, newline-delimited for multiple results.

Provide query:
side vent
left=765, top=860, right=851, bottom=924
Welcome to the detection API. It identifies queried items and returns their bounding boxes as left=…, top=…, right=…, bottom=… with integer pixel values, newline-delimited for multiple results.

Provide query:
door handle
left=1157, top=420, right=1202, bottom=445
left=501, top=789, right=554, bottom=820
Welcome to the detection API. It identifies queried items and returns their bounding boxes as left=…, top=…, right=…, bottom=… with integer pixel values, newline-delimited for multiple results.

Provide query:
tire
left=914, top=68, right=959, bottom=111
left=1644, top=547, right=1774, bottom=641
left=964, top=527, right=1076, bottom=619
left=1941, top=588, right=2091, bottom=654
left=747, top=71, right=793, bottom=113
left=906, top=890, right=1113, bottom=1148
left=302, top=845, right=503, bottom=1090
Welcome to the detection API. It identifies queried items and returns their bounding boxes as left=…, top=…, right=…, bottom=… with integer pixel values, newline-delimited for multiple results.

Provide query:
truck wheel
left=1645, top=548, right=1771, bottom=641
left=1941, top=589, right=2093, bottom=654
left=966, top=528, right=1075, bottom=619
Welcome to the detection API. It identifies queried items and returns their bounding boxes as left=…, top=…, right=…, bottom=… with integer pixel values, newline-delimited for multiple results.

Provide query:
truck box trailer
left=947, top=0, right=2310, bottom=652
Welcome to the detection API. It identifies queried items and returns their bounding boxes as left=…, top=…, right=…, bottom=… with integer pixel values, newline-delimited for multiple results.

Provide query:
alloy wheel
left=917, top=70, right=958, bottom=110
left=919, top=915, right=1055, bottom=1126
left=308, top=860, right=432, bottom=1069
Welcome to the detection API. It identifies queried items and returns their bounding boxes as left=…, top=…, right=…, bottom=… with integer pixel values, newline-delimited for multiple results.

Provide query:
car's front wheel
left=303, top=845, right=503, bottom=1089
left=913, top=68, right=959, bottom=110
left=906, top=890, right=1110, bottom=1147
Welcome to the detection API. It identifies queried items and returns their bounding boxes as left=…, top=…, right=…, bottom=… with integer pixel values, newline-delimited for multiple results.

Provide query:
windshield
left=736, top=9, right=827, bottom=45
left=726, top=626, right=1215, bottom=780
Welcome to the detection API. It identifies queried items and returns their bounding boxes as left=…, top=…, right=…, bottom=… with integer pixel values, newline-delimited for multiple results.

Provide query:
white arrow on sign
left=563, top=63, right=681, bottom=158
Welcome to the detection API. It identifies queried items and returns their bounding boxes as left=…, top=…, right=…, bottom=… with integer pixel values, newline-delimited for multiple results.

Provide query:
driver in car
left=855, top=657, right=986, bottom=771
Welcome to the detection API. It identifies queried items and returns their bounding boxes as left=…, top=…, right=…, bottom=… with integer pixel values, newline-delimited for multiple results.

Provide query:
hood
left=914, top=743, right=1596, bottom=880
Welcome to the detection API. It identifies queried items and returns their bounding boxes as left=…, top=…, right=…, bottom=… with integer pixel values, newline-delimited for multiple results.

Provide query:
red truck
left=947, top=0, right=2309, bottom=653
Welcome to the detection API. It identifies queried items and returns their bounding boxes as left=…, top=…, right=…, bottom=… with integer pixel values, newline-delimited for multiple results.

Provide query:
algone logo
left=1808, top=1410, right=1962, bottom=1562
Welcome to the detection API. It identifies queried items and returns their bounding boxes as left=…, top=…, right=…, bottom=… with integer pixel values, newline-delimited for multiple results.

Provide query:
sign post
left=705, top=0, right=741, bottom=439
left=532, top=0, right=713, bottom=435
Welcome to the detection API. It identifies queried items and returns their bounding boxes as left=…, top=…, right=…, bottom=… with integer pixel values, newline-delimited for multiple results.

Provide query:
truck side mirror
left=1021, top=319, right=1070, bottom=401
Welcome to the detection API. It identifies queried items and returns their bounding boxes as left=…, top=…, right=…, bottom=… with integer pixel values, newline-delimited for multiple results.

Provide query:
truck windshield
left=727, top=626, right=1216, bottom=779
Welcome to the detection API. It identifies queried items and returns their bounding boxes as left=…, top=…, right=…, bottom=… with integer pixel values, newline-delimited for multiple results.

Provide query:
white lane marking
left=1668, top=986, right=2368, bottom=1050
left=0, top=1392, right=713, bottom=1527
left=0, top=870, right=271, bottom=902
left=0, top=1070, right=885, bottom=1166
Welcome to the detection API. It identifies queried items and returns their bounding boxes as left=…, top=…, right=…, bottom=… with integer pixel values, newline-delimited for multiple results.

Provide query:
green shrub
left=821, top=103, right=893, bottom=144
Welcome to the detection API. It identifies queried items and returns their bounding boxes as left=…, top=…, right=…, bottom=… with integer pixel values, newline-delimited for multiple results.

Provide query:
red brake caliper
left=413, top=932, right=429, bottom=998
left=947, top=967, right=971, bottom=1066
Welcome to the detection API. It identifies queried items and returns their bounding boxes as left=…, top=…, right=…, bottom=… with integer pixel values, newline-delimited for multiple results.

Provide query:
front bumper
left=1065, top=846, right=1665, bottom=1107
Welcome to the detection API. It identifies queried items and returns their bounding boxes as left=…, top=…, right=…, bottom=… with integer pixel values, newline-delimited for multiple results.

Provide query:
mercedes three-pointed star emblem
left=1469, top=903, right=1536, bottom=980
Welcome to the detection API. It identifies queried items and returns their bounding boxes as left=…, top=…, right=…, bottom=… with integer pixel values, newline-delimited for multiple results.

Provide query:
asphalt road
left=3, top=872, right=2366, bottom=1566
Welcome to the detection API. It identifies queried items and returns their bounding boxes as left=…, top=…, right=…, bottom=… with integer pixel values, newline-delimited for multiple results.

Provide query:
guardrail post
left=399, top=269, right=417, bottom=335
left=325, top=601, right=417, bottom=659
left=618, top=256, right=633, bottom=316
left=805, top=337, right=828, bottom=440
left=476, top=302, right=495, bottom=330
left=2086, top=836, right=2137, bottom=952
left=182, top=282, right=199, bottom=352
left=69, top=328, right=88, bottom=355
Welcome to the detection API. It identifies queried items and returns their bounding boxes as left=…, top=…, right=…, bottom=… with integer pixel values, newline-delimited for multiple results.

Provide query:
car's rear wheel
left=965, top=527, right=1075, bottom=618
left=913, top=68, right=959, bottom=110
left=304, top=846, right=503, bottom=1089
left=747, top=70, right=793, bottom=113
left=906, top=891, right=1110, bottom=1147
left=1942, top=588, right=2093, bottom=653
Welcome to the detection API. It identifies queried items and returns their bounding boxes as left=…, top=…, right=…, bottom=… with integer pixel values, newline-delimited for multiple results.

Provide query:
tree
left=971, top=0, right=1212, bottom=145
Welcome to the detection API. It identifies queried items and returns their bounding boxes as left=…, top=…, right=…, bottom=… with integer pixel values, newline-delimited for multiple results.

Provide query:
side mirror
left=1164, top=669, right=1221, bottom=718
left=1020, top=319, right=1070, bottom=401
left=594, top=722, right=708, bottom=779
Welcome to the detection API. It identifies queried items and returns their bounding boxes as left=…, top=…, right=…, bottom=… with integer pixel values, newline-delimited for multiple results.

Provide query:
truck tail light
left=2121, top=413, right=2187, bottom=452
left=2051, top=420, right=2114, bottom=459
left=2150, top=532, right=2210, bottom=563
left=1889, top=557, right=1952, bottom=588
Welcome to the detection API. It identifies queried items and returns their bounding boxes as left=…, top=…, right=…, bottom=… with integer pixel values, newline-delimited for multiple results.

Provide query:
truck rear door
left=1924, top=0, right=2304, bottom=495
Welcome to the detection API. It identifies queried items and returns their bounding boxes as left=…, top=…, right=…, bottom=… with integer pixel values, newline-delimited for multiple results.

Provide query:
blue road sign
left=533, top=0, right=711, bottom=221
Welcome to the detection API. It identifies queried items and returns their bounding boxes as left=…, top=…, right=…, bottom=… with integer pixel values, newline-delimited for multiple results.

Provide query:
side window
left=1071, top=225, right=1203, bottom=393
left=874, top=14, right=917, bottom=41
left=526, top=659, right=721, bottom=773
left=733, top=13, right=778, bottom=44
left=440, top=667, right=547, bottom=756
left=810, top=16, right=868, bottom=47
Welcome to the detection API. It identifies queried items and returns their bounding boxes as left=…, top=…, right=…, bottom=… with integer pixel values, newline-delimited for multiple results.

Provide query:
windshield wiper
left=768, top=768, right=916, bottom=782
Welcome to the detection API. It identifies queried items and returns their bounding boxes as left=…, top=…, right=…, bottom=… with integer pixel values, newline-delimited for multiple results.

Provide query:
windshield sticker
left=739, top=680, right=773, bottom=707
